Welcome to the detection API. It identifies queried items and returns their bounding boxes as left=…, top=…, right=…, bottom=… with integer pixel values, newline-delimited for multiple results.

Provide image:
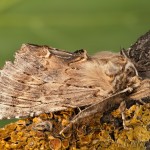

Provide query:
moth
left=0, top=32, right=150, bottom=133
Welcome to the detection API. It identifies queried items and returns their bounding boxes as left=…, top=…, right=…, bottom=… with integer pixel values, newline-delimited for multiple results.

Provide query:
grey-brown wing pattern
left=0, top=44, right=98, bottom=119
left=0, top=44, right=143, bottom=120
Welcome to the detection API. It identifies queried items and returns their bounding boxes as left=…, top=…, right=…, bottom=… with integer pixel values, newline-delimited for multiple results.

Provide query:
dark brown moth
left=0, top=32, right=150, bottom=134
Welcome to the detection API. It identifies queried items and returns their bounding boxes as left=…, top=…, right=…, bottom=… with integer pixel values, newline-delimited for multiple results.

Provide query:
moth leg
left=119, top=101, right=130, bottom=130
left=60, top=87, right=133, bottom=134
left=60, top=122, right=73, bottom=135
left=137, top=99, right=146, bottom=104
left=77, top=107, right=82, bottom=112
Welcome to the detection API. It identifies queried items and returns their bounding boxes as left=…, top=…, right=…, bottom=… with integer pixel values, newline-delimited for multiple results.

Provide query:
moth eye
left=89, top=86, right=93, bottom=88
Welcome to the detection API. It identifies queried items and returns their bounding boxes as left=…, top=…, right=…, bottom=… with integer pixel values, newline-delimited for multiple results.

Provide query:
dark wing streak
left=0, top=103, right=34, bottom=108
left=0, top=96, right=42, bottom=107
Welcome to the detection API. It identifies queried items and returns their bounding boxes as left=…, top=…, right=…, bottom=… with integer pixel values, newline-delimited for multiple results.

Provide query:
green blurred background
left=0, top=0, right=149, bottom=127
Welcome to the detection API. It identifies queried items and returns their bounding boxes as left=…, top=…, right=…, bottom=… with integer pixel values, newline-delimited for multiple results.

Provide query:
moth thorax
left=124, top=59, right=138, bottom=77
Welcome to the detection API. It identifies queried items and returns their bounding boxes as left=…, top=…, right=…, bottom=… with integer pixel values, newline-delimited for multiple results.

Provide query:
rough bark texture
left=121, top=31, right=150, bottom=79
left=0, top=31, right=150, bottom=149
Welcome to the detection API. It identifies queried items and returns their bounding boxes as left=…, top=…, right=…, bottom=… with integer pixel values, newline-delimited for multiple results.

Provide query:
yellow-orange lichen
left=0, top=103, right=150, bottom=149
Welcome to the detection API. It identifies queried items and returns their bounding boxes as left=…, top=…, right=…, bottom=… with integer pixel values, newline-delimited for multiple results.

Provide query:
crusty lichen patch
left=0, top=104, right=150, bottom=150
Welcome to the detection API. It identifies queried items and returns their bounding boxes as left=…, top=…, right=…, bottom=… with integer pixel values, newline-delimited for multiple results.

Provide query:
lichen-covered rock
left=0, top=103, right=149, bottom=150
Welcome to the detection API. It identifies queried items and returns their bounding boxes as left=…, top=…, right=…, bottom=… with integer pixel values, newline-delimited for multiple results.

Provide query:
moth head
left=99, top=54, right=140, bottom=91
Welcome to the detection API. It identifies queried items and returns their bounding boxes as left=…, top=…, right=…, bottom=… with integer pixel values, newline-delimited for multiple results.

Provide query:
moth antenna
left=119, top=101, right=131, bottom=130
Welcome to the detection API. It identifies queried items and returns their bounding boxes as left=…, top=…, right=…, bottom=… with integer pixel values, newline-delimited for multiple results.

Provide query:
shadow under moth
left=0, top=31, right=150, bottom=134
